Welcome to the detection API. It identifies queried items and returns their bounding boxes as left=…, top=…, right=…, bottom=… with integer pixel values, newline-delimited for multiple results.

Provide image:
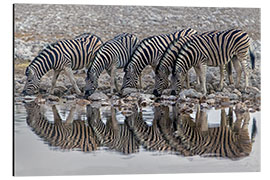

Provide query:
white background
left=0, top=0, right=268, bottom=179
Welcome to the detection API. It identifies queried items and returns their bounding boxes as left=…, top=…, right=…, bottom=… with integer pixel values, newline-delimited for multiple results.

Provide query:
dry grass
left=14, top=61, right=29, bottom=74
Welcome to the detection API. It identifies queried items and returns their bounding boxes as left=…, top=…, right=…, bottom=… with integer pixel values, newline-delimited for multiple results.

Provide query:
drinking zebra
left=120, top=28, right=197, bottom=91
left=153, top=30, right=225, bottom=96
left=84, top=33, right=139, bottom=97
left=22, top=33, right=103, bottom=95
left=154, top=29, right=255, bottom=96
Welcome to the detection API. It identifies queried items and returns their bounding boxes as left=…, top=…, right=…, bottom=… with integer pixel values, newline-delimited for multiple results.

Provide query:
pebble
left=88, top=92, right=109, bottom=101
left=206, top=98, right=215, bottom=105
left=47, top=95, right=60, bottom=102
left=76, top=99, right=91, bottom=106
left=64, top=95, right=76, bottom=101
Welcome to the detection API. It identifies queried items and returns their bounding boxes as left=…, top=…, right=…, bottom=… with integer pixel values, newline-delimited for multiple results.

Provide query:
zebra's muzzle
left=153, top=89, right=161, bottom=97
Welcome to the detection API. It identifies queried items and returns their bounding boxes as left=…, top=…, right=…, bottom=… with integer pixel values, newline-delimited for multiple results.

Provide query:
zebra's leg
left=108, top=65, right=117, bottom=94
left=52, top=105, right=62, bottom=124
left=64, top=67, right=82, bottom=95
left=195, top=64, right=207, bottom=95
left=199, top=110, right=208, bottom=132
left=185, top=73, right=190, bottom=89
left=201, top=64, right=207, bottom=95
left=226, top=60, right=234, bottom=85
left=232, top=58, right=242, bottom=89
left=49, top=70, right=61, bottom=94
left=240, top=59, right=250, bottom=90
left=217, top=65, right=225, bottom=91
left=221, top=108, right=227, bottom=127
left=66, top=106, right=76, bottom=124
left=194, top=67, right=201, bottom=91
left=139, top=74, right=142, bottom=90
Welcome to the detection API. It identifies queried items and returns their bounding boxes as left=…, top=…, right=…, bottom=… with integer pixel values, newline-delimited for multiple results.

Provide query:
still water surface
left=14, top=101, right=260, bottom=176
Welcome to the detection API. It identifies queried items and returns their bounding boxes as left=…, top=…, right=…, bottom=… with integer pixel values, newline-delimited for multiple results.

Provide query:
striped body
left=155, top=29, right=255, bottom=95
left=121, top=28, right=197, bottom=89
left=154, top=31, right=221, bottom=96
left=22, top=33, right=103, bottom=95
left=84, top=33, right=139, bottom=96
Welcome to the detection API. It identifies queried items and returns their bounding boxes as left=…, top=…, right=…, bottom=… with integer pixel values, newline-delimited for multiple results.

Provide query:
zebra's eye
left=28, top=80, right=32, bottom=83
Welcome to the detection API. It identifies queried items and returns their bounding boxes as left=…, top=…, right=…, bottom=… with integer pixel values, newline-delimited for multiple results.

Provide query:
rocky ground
left=14, top=4, right=261, bottom=112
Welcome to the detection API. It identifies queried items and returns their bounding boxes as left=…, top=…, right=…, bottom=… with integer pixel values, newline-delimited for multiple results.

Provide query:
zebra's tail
left=249, top=47, right=255, bottom=70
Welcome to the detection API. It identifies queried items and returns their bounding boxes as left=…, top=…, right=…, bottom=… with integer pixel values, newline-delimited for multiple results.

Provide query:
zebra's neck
left=30, top=53, right=54, bottom=79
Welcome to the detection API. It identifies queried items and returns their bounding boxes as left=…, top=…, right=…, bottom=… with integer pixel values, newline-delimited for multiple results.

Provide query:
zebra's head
left=153, top=70, right=169, bottom=97
left=121, top=66, right=139, bottom=90
left=84, top=70, right=98, bottom=98
left=22, top=66, right=40, bottom=95
left=170, top=70, right=186, bottom=96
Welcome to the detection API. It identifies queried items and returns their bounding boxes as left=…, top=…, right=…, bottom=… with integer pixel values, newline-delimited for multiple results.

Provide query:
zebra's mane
left=123, top=29, right=194, bottom=72
left=123, top=34, right=161, bottom=72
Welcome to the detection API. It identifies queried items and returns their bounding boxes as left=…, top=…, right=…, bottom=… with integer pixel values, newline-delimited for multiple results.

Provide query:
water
left=14, top=101, right=260, bottom=176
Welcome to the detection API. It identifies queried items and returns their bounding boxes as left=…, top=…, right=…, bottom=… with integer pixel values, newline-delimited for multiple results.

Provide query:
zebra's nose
left=171, top=90, right=176, bottom=96
left=85, top=90, right=90, bottom=97
left=21, top=90, right=27, bottom=96
left=153, top=89, right=161, bottom=97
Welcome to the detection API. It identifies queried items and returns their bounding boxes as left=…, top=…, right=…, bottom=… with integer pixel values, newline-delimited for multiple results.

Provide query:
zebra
left=87, top=105, right=140, bottom=154
left=84, top=33, right=140, bottom=97
left=120, top=28, right=197, bottom=91
left=22, top=33, right=103, bottom=96
left=174, top=105, right=252, bottom=159
left=155, top=29, right=255, bottom=96
left=153, top=30, right=243, bottom=96
left=153, top=30, right=218, bottom=96
left=25, top=101, right=100, bottom=152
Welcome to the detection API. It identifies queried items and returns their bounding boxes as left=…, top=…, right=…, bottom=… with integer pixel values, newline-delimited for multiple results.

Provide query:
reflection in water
left=25, top=102, right=99, bottom=152
left=25, top=101, right=256, bottom=159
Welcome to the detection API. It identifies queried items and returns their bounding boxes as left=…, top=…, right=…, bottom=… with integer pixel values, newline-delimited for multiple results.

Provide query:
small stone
left=179, top=89, right=203, bottom=99
left=101, top=101, right=110, bottom=106
left=200, top=103, right=208, bottom=108
left=220, top=96, right=230, bottom=102
left=76, top=99, right=91, bottom=106
left=47, top=95, right=60, bottom=102
left=140, top=101, right=148, bottom=107
left=64, top=95, right=76, bottom=101
left=206, top=98, right=215, bottom=105
left=228, top=93, right=239, bottom=100
left=88, top=92, right=109, bottom=101
left=121, top=88, right=138, bottom=96
left=24, top=95, right=36, bottom=101
left=220, top=101, right=230, bottom=107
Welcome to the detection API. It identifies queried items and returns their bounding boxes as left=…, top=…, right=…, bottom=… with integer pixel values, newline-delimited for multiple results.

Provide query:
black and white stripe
left=84, top=33, right=139, bottom=96
left=154, top=29, right=255, bottom=95
left=121, top=28, right=197, bottom=90
left=175, top=107, right=252, bottom=159
left=25, top=102, right=100, bottom=152
left=22, top=33, right=103, bottom=95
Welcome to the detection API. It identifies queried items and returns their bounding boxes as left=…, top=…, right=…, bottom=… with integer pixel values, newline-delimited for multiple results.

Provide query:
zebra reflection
left=87, top=105, right=140, bottom=154
left=25, top=102, right=99, bottom=152
left=174, top=105, right=254, bottom=159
